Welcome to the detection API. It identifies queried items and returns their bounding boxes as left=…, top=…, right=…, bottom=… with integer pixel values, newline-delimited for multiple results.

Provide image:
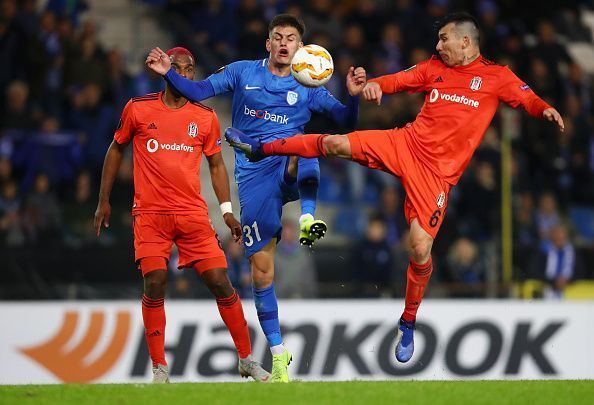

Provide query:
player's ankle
left=270, top=344, right=285, bottom=355
left=299, top=213, right=314, bottom=225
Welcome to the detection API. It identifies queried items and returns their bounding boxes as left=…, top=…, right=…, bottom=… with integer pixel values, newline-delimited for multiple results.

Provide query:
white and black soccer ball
left=290, top=44, right=334, bottom=88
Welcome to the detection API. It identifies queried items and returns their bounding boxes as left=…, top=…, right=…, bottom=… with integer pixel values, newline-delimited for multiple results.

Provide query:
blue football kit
left=164, top=58, right=358, bottom=351
left=165, top=59, right=358, bottom=256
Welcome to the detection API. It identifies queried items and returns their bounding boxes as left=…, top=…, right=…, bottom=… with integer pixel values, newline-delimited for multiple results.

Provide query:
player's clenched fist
left=145, top=47, right=171, bottom=75
left=362, top=82, right=382, bottom=105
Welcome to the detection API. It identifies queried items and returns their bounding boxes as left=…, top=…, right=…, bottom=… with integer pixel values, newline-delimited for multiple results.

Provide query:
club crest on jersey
left=188, top=122, right=198, bottom=138
left=470, top=76, right=482, bottom=91
left=287, top=91, right=298, bottom=105
left=436, top=191, right=446, bottom=209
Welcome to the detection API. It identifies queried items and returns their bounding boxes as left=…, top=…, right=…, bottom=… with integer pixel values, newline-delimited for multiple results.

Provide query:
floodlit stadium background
left=1, top=0, right=593, bottom=383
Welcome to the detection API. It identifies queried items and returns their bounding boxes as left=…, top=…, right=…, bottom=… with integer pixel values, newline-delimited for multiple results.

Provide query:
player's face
left=266, top=25, right=303, bottom=66
left=436, top=23, right=465, bottom=67
left=170, top=53, right=195, bottom=80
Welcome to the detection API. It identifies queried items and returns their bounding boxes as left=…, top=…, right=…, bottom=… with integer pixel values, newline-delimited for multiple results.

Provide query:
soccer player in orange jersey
left=94, top=47, right=270, bottom=383
left=224, top=12, right=565, bottom=363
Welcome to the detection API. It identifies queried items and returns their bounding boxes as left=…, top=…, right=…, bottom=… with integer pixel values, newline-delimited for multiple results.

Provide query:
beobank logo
left=146, top=138, right=194, bottom=153
left=20, top=311, right=131, bottom=383
left=429, top=89, right=480, bottom=108
left=244, top=105, right=289, bottom=124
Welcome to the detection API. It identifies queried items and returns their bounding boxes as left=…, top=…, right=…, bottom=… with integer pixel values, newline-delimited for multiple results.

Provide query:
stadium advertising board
left=2, top=300, right=593, bottom=383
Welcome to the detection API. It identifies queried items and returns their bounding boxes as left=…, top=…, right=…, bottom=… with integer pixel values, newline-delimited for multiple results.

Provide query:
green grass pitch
left=1, top=380, right=593, bottom=405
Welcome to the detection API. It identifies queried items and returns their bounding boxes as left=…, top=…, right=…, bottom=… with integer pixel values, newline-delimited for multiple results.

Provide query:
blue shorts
left=238, top=157, right=299, bottom=257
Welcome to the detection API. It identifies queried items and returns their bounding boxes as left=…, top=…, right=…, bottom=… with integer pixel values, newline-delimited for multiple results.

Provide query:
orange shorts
left=133, top=213, right=227, bottom=274
left=348, top=128, right=451, bottom=239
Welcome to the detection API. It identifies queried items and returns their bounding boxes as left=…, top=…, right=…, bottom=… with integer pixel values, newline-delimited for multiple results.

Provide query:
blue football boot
left=224, top=127, right=265, bottom=162
left=395, top=317, right=415, bottom=363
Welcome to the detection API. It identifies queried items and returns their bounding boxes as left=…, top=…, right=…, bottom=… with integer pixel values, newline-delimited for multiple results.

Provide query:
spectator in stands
left=22, top=172, right=62, bottom=245
left=275, top=220, right=318, bottom=298
left=444, top=237, right=486, bottom=297
left=528, top=222, right=584, bottom=299
left=352, top=213, right=393, bottom=298
left=535, top=192, right=561, bottom=244
left=67, top=83, right=116, bottom=172
left=103, top=49, right=132, bottom=113
left=0, top=179, right=24, bottom=246
left=514, top=191, right=539, bottom=248
left=225, top=236, right=252, bottom=299
left=63, top=170, right=96, bottom=246
left=1, top=80, right=36, bottom=131
left=376, top=186, right=407, bottom=246
left=457, top=160, right=499, bottom=242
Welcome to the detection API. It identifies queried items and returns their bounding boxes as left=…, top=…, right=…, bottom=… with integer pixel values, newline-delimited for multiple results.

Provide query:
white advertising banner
left=1, top=300, right=593, bottom=384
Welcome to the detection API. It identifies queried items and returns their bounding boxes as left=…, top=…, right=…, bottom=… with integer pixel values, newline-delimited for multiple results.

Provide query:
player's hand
left=94, top=201, right=111, bottom=237
left=543, top=108, right=564, bottom=132
left=346, top=66, right=367, bottom=96
left=145, top=47, right=171, bottom=76
left=362, top=82, right=382, bottom=105
left=223, top=213, right=242, bottom=243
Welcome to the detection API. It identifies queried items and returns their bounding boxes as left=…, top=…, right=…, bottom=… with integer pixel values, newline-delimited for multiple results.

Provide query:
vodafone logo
left=146, top=138, right=194, bottom=153
left=147, top=139, right=159, bottom=153
left=429, top=89, right=480, bottom=108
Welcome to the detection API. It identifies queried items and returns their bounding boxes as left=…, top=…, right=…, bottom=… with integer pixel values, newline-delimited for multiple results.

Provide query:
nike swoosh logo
left=245, top=85, right=261, bottom=90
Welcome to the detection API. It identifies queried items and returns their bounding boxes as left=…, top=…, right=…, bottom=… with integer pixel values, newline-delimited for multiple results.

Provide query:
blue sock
left=297, top=158, right=320, bottom=217
left=253, top=283, right=282, bottom=347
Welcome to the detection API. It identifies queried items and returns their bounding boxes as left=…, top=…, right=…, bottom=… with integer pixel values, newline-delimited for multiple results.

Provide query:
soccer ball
left=290, top=44, right=334, bottom=88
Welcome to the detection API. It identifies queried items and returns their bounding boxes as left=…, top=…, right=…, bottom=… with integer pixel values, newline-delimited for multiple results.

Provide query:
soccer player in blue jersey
left=146, top=14, right=366, bottom=382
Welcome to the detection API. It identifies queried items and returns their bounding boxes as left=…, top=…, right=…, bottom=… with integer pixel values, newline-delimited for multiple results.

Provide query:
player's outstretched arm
left=543, top=108, right=565, bottom=132
left=207, top=152, right=242, bottom=243
left=94, top=140, right=128, bottom=236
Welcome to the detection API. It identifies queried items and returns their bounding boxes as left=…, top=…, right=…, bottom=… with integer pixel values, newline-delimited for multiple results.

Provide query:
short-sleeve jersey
left=114, top=92, right=222, bottom=215
left=370, top=55, right=551, bottom=184
left=206, top=59, right=341, bottom=184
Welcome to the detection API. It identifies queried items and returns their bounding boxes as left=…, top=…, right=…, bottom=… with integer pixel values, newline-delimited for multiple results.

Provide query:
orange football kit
left=263, top=55, right=551, bottom=238
left=114, top=92, right=227, bottom=273
left=352, top=55, right=551, bottom=237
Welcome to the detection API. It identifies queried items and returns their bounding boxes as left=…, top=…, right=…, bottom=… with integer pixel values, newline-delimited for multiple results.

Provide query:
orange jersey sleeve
left=203, top=112, right=222, bottom=157
left=497, top=67, right=552, bottom=117
left=369, top=59, right=432, bottom=94
left=114, top=99, right=137, bottom=144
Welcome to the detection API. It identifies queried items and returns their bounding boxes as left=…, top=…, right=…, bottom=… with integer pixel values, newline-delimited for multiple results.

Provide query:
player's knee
left=143, top=270, right=167, bottom=298
left=323, top=135, right=346, bottom=156
left=409, top=237, right=432, bottom=264
left=205, top=272, right=234, bottom=298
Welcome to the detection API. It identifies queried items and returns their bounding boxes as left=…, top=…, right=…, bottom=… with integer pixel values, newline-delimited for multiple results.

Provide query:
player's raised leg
left=199, top=264, right=271, bottom=382
left=225, top=127, right=352, bottom=161
left=295, top=158, right=327, bottom=247
left=395, top=219, right=434, bottom=363
left=250, top=241, right=292, bottom=382
left=140, top=258, right=170, bottom=383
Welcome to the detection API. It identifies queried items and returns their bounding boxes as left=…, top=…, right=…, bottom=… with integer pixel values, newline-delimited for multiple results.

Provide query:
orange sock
left=263, top=134, right=328, bottom=158
left=216, top=290, right=252, bottom=358
left=402, top=258, right=433, bottom=323
left=142, top=295, right=166, bottom=367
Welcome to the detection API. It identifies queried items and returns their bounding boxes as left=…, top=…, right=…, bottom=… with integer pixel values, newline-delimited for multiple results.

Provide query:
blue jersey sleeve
left=309, top=87, right=359, bottom=130
left=164, top=69, right=215, bottom=101
left=206, top=61, right=250, bottom=95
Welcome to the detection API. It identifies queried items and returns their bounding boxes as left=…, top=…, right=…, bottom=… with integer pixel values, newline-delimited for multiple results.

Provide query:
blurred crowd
left=1, top=0, right=593, bottom=299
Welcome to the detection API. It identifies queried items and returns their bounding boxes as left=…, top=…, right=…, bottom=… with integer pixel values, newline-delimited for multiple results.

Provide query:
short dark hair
left=435, top=12, right=480, bottom=44
left=268, top=14, right=305, bottom=38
